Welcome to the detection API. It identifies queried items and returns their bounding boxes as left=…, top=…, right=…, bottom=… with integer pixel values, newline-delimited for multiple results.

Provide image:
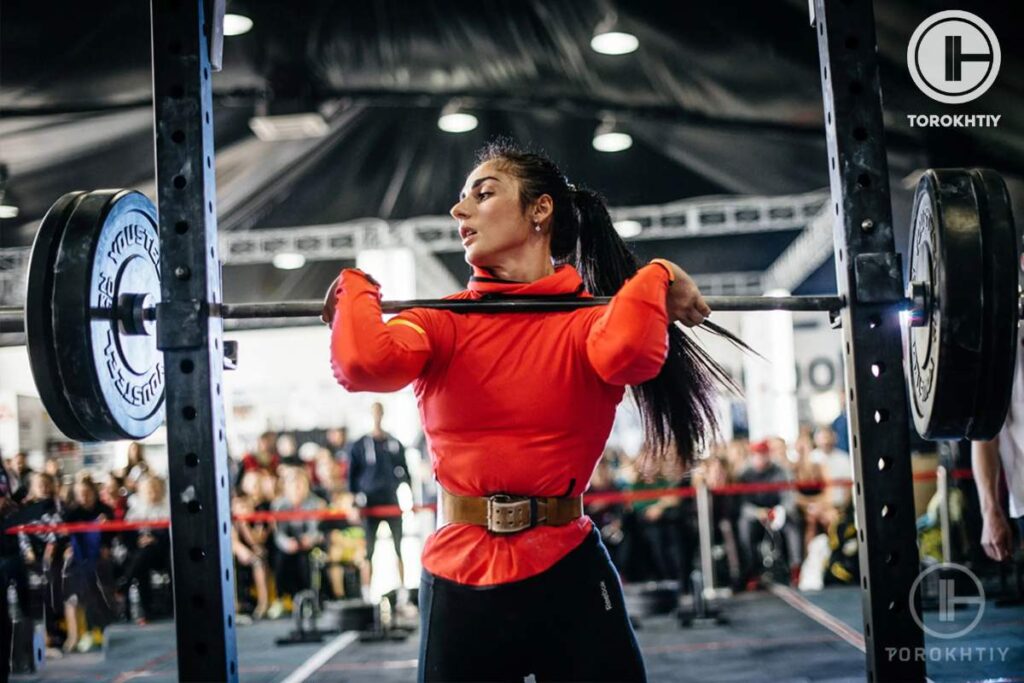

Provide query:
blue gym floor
left=10, top=585, right=1023, bottom=682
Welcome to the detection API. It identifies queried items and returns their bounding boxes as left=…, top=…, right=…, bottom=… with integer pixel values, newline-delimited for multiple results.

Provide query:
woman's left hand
left=656, top=260, right=711, bottom=327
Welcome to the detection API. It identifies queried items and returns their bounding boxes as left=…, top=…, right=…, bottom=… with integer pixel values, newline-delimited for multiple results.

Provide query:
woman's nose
left=450, top=199, right=469, bottom=220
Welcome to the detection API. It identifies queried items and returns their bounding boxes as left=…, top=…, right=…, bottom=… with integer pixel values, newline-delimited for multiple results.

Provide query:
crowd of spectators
left=584, top=426, right=859, bottom=594
left=0, top=402, right=413, bottom=659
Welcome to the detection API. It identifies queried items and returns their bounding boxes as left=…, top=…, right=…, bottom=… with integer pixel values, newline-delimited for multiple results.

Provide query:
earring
left=534, top=224, right=541, bottom=232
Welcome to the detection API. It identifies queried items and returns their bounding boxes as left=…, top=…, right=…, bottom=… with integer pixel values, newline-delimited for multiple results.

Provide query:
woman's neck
left=480, top=255, right=556, bottom=283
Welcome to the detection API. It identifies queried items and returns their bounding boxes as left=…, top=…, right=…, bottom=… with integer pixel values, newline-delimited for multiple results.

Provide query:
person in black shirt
left=348, top=402, right=411, bottom=597
left=735, top=440, right=804, bottom=587
left=0, top=455, right=20, bottom=679
left=62, top=476, right=115, bottom=652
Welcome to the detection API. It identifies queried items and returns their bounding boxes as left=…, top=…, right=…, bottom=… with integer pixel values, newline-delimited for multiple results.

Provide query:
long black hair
left=475, top=138, right=743, bottom=470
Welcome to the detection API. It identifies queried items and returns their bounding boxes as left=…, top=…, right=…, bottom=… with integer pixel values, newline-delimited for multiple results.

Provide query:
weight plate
left=966, top=169, right=1018, bottom=439
left=52, top=190, right=165, bottom=441
left=905, top=169, right=986, bottom=440
left=25, top=191, right=94, bottom=441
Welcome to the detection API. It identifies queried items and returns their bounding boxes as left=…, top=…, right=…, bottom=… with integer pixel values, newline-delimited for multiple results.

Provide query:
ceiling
left=1, top=0, right=1021, bottom=298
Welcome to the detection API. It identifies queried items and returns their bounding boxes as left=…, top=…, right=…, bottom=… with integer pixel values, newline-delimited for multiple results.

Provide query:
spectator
left=237, top=431, right=281, bottom=486
left=17, top=473, right=66, bottom=650
left=348, top=402, right=410, bottom=600
left=735, top=440, right=803, bottom=588
left=767, top=436, right=793, bottom=468
left=321, top=492, right=366, bottom=600
left=312, top=451, right=346, bottom=503
left=100, top=474, right=129, bottom=520
left=725, top=438, right=749, bottom=479
left=586, top=450, right=627, bottom=569
left=0, top=453, right=20, bottom=678
left=271, top=469, right=324, bottom=614
left=326, top=427, right=351, bottom=489
left=62, top=476, right=116, bottom=653
left=121, top=476, right=171, bottom=623
left=792, top=432, right=835, bottom=553
left=278, top=434, right=301, bottom=469
left=10, top=451, right=34, bottom=503
left=18, top=473, right=62, bottom=572
left=43, top=457, right=63, bottom=481
left=119, top=442, right=150, bottom=493
left=231, top=493, right=270, bottom=620
left=811, top=426, right=852, bottom=514
left=630, top=457, right=686, bottom=582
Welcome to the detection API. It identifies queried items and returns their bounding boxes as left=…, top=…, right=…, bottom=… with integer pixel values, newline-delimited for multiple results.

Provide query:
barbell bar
left=3, top=167, right=1019, bottom=444
left=3, top=293, right=856, bottom=323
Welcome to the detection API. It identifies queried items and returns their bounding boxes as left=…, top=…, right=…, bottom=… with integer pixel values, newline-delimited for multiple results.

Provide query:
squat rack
left=148, top=1, right=924, bottom=680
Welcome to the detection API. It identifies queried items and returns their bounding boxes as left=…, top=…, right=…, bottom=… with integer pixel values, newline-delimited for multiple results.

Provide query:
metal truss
left=761, top=205, right=834, bottom=293
left=0, top=191, right=814, bottom=305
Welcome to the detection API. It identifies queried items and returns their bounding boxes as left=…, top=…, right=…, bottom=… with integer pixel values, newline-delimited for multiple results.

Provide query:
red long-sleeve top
left=331, top=262, right=672, bottom=585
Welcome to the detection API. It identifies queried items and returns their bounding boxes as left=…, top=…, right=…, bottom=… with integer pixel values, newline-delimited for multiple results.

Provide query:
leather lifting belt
left=440, top=487, right=584, bottom=534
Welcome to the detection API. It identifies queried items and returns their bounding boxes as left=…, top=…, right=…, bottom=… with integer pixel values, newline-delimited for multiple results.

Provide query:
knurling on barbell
left=11, top=168, right=1019, bottom=443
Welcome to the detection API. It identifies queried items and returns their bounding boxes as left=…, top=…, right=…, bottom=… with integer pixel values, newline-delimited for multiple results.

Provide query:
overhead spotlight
left=437, top=100, right=478, bottom=133
left=613, top=219, right=642, bottom=238
left=0, top=205, right=18, bottom=219
left=223, top=13, right=253, bottom=37
left=591, top=13, right=638, bottom=55
left=592, top=116, right=632, bottom=153
left=272, top=252, right=305, bottom=270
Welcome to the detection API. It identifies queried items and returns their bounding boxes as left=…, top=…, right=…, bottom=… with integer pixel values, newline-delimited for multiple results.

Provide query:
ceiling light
left=591, top=31, right=639, bottom=55
left=614, top=220, right=642, bottom=238
left=591, top=12, right=638, bottom=55
left=592, top=117, right=632, bottom=153
left=438, top=100, right=478, bottom=133
left=223, top=13, right=253, bottom=37
left=272, top=252, right=305, bottom=270
left=0, top=205, right=18, bottom=219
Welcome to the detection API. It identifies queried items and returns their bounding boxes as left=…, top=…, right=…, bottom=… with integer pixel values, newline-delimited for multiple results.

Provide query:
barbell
left=0, top=168, right=1018, bottom=444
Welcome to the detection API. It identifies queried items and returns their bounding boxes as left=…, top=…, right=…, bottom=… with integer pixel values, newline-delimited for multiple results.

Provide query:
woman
left=120, top=442, right=150, bottom=493
left=122, top=475, right=171, bottom=623
left=792, top=430, right=835, bottom=552
left=324, top=140, right=733, bottom=682
left=62, top=476, right=116, bottom=652
left=270, top=469, right=324, bottom=608
left=230, top=490, right=270, bottom=619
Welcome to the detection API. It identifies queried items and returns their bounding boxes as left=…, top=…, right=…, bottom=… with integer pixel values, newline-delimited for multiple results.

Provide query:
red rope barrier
left=4, top=467, right=967, bottom=535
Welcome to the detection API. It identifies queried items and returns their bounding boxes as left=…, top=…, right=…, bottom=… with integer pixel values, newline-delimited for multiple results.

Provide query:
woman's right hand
left=321, top=276, right=341, bottom=325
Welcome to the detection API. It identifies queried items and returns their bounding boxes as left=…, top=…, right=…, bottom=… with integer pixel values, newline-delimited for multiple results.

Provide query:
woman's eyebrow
left=459, top=176, right=501, bottom=200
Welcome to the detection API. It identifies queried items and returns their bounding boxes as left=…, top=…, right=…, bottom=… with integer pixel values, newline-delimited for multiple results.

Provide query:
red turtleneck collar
left=467, top=264, right=589, bottom=297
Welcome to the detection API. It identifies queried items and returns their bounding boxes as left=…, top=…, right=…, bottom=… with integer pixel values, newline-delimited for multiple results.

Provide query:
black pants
left=418, top=529, right=646, bottom=682
left=123, top=538, right=169, bottom=619
left=365, top=515, right=402, bottom=563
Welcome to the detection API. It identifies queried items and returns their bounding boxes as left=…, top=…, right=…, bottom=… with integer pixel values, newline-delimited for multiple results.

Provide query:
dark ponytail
left=475, top=139, right=743, bottom=469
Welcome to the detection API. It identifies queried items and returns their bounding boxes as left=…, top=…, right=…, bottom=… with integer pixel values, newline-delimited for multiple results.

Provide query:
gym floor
left=11, top=585, right=1023, bottom=682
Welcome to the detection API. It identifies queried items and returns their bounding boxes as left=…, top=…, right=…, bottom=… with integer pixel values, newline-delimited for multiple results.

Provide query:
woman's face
left=285, top=475, right=309, bottom=504
left=30, top=474, right=53, bottom=500
left=74, top=482, right=96, bottom=506
left=450, top=161, right=534, bottom=268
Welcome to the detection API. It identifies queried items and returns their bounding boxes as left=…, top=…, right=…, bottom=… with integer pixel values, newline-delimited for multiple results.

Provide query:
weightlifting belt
left=440, top=487, right=584, bottom=534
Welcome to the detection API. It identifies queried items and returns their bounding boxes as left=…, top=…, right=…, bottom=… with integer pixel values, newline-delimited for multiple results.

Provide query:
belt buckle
left=486, top=494, right=531, bottom=534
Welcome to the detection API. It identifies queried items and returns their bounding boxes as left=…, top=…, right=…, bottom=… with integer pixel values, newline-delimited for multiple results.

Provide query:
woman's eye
left=477, top=192, right=491, bottom=200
